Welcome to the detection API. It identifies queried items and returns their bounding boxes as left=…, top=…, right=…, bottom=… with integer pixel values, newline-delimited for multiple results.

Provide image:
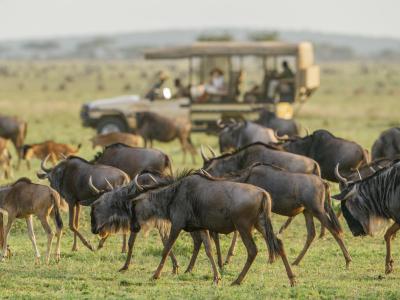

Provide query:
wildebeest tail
left=165, top=155, right=173, bottom=176
left=261, top=191, right=282, bottom=263
left=323, top=181, right=342, bottom=234
left=51, top=190, right=63, bottom=230
left=0, top=213, right=3, bottom=248
left=362, top=148, right=371, bottom=164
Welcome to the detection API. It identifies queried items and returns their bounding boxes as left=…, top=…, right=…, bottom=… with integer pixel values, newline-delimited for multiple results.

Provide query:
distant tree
left=248, top=31, right=280, bottom=41
left=22, top=41, right=59, bottom=50
left=314, top=43, right=356, bottom=61
left=197, top=33, right=233, bottom=42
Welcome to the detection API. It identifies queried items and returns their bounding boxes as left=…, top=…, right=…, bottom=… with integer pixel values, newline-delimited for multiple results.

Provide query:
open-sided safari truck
left=80, top=41, right=320, bottom=133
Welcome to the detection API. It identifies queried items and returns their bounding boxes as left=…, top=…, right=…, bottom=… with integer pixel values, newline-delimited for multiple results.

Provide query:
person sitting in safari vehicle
left=145, top=71, right=168, bottom=101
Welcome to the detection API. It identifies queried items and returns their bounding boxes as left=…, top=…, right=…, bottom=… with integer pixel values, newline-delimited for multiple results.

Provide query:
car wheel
left=97, top=117, right=127, bottom=134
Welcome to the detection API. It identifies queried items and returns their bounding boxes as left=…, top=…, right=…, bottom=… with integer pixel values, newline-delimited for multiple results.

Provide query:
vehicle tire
left=96, top=117, right=128, bottom=134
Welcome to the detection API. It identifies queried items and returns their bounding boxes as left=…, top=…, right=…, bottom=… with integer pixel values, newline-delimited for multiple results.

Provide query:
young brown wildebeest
left=37, top=155, right=130, bottom=252
left=124, top=171, right=296, bottom=286
left=136, top=111, right=196, bottom=163
left=371, top=127, right=400, bottom=160
left=0, top=178, right=66, bottom=264
left=0, top=137, right=12, bottom=179
left=90, top=132, right=141, bottom=149
left=0, top=115, right=27, bottom=169
left=22, top=140, right=81, bottom=169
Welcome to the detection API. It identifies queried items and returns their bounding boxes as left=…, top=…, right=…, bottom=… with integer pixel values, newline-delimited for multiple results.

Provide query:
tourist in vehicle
left=173, top=78, right=190, bottom=98
left=280, top=61, right=294, bottom=79
left=205, top=68, right=226, bottom=95
left=145, top=71, right=168, bottom=101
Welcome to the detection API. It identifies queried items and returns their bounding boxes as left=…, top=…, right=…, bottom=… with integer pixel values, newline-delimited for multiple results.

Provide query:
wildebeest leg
left=97, top=234, right=109, bottom=250
left=292, top=211, right=316, bottom=265
left=39, top=215, right=54, bottom=264
left=149, top=139, right=153, bottom=148
left=279, top=217, right=294, bottom=234
left=153, top=226, right=182, bottom=280
left=185, top=232, right=202, bottom=273
left=210, top=231, right=223, bottom=269
left=68, top=204, right=94, bottom=251
left=200, top=230, right=221, bottom=285
left=319, top=225, right=326, bottom=239
left=384, top=223, right=400, bottom=274
left=52, top=217, right=62, bottom=262
left=224, top=231, right=238, bottom=265
left=178, top=136, right=187, bottom=164
left=119, top=231, right=138, bottom=272
left=26, top=216, right=41, bottom=264
left=231, top=228, right=258, bottom=285
left=158, top=228, right=179, bottom=274
left=315, top=212, right=352, bottom=267
left=121, top=234, right=127, bottom=253
left=0, top=214, right=13, bottom=261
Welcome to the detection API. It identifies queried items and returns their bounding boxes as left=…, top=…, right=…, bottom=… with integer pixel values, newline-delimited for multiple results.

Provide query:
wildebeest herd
left=1, top=111, right=400, bottom=287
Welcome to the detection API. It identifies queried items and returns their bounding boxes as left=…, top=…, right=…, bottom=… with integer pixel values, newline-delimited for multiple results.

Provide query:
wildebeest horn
left=41, top=154, right=52, bottom=173
left=134, top=174, right=144, bottom=191
left=334, top=164, right=348, bottom=185
left=304, top=128, right=310, bottom=137
left=229, top=118, right=236, bottom=124
left=200, top=145, right=210, bottom=162
left=206, top=145, right=217, bottom=158
left=88, top=176, right=101, bottom=194
left=104, top=178, right=113, bottom=190
left=60, top=153, right=67, bottom=160
left=274, top=130, right=288, bottom=141
left=356, top=169, right=362, bottom=180
left=216, top=119, right=224, bottom=128
left=200, top=168, right=212, bottom=178
left=147, top=174, right=158, bottom=185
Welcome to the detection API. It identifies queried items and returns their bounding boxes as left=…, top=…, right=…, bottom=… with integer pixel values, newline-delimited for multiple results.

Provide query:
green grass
left=0, top=60, right=400, bottom=299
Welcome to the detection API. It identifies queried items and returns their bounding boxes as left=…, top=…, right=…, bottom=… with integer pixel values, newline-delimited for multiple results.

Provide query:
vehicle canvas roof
left=144, top=41, right=306, bottom=59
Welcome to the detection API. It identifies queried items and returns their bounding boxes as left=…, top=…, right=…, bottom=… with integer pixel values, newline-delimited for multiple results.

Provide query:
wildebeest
left=0, top=137, right=12, bottom=179
left=0, top=115, right=27, bottom=169
left=198, top=163, right=351, bottom=267
left=371, top=127, right=400, bottom=160
left=202, top=142, right=320, bottom=177
left=333, top=161, right=400, bottom=274
left=22, top=140, right=81, bottom=168
left=257, top=110, right=299, bottom=137
left=90, top=177, right=179, bottom=274
left=125, top=171, right=296, bottom=286
left=92, top=143, right=172, bottom=179
left=0, top=178, right=66, bottom=264
left=136, top=111, right=196, bottom=163
left=37, top=156, right=130, bottom=251
left=278, top=129, right=369, bottom=182
left=90, top=132, right=141, bottom=149
left=217, top=120, right=277, bottom=152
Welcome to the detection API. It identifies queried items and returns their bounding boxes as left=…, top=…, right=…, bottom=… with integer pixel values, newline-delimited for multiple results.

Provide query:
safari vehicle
left=80, top=41, right=320, bottom=133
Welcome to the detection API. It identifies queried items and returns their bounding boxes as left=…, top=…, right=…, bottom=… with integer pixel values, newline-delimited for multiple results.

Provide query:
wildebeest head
left=90, top=172, right=159, bottom=236
left=37, top=155, right=67, bottom=192
left=218, top=120, right=246, bottom=152
left=281, top=131, right=313, bottom=156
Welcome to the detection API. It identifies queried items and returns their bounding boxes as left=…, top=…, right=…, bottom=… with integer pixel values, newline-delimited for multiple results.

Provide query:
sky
left=0, top=0, right=398, bottom=41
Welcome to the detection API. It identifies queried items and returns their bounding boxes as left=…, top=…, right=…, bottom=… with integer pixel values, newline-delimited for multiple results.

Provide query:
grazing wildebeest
left=0, top=178, right=66, bottom=264
left=202, top=142, right=320, bottom=177
left=22, top=140, right=81, bottom=168
left=257, top=110, right=299, bottom=137
left=371, top=127, right=400, bottom=160
left=196, top=164, right=351, bottom=268
left=124, top=171, right=296, bottom=286
left=217, top=119, right=277, bottom=152
left=0, top=115, right=27, bottom=169
left=90, top=176, right=180, bottom=274
left=136, top=111, right=196, bottom=163
left=90, top=132, right=141, bottom=149
left=278, top=129, right=369, bottom=182
left=92, top=143, right=172, bottom=179
left=333, top=161, right=400, bottom=274
left=37, top=156, right=130, bottom=251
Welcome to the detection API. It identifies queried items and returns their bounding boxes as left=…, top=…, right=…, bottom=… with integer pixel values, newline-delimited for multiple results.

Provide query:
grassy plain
left=0, top=60, right=399, bottom=299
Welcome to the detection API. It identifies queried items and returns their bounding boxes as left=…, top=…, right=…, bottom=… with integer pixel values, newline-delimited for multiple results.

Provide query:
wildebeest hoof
left=213, top=277, right=221, bottom=286
left=172, top=266, right=179, bottom=275
left=345, top=259, right=352, bottom=269
left=118, top=266, right=129, bottom=273
left=289, top=277, right=297, bottom=287
left=385, top=260, right=394, bottom=274
left=152, top=273, right=160, bottom=280
left=35, top=257, right=41, bottom=265
left=71, top=246, right=79, bottom=252
left=230, top=280, right=241, bottom=286
left=55, top=254, right=61, bottom=263
left=0, top=256, right=5, bottom=262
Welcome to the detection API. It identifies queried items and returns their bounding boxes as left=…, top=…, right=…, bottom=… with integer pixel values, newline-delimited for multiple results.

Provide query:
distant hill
left=0, top=28, right=399, bottom=61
